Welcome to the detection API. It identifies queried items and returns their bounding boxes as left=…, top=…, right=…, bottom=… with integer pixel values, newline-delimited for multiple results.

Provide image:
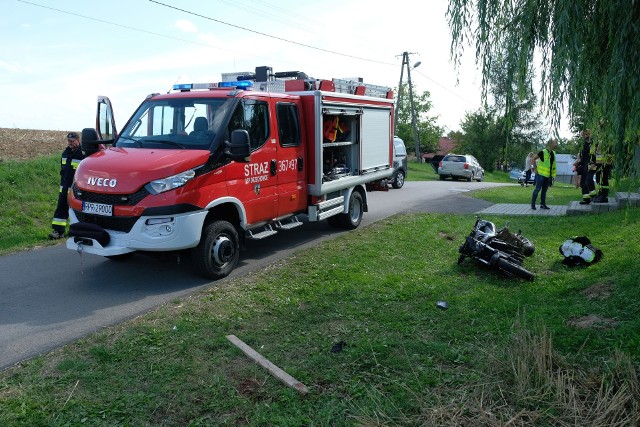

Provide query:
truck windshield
left=116, top=98, right=232, bottom=150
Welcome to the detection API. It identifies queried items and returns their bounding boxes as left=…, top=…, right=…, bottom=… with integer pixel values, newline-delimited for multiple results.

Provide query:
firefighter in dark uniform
left=592, top=141, right=613, bottom=203
left=49, top=132, right=85, bottom=239
left=578, top=129, right=596, bottom=205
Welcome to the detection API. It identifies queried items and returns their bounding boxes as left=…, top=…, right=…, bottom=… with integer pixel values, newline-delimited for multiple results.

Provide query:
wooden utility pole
left=396, top=51, right=421, bottom=162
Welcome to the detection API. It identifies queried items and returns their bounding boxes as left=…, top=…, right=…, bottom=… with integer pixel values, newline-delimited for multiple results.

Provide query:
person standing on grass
left=49, top=132, right=84, bottom=240
left=578, top=129, right=596, bottom=204
left=572, top=154, right=581, bottom=189
left=524, top=152, right=535, bottom=187
left=530, top=139, right=558, bottom=210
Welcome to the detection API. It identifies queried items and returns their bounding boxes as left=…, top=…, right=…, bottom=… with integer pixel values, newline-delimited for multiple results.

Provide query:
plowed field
left=0, top=128, right=71, bottom=161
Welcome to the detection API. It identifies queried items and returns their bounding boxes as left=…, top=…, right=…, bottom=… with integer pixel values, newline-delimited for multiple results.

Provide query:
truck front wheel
left=193, top=220, right=239, bottom=280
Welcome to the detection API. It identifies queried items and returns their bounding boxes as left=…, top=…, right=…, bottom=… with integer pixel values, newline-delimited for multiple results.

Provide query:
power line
left=223, top=0, right=368, bottom=50
left=412, top=68, right=478, bottom=107
left=150, top=0, right=481, bottom=103
left=148, top=0, right=396, bottom=66
left=212, top=0, right=313, bottom=33
left=15, top=0, right=238, bottom=55
left=17, top=0, right=475, bottom=109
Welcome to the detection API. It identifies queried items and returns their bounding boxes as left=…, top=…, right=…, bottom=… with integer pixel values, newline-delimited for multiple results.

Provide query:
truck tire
left=192, top=220, right=239, bottom=280
left=392, top=170, right=405, bottom=189
left=496, top=257, right=535, bottom=281
left=339, top=191, right=363, bottom=230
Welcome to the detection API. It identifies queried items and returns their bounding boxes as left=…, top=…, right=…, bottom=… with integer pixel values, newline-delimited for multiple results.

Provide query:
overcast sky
left=3, top=0, right=569, bottom=139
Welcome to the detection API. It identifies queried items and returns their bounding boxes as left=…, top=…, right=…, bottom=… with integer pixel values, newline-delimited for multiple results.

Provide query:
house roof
left=421, top=137, right=458, bottom=159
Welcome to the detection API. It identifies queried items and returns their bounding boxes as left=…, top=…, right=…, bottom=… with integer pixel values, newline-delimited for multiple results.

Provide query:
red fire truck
left=67, top=66, right=395, bottom=279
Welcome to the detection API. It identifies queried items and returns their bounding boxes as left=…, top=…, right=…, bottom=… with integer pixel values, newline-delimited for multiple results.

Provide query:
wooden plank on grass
left=226, top=334, right=309, bottom=395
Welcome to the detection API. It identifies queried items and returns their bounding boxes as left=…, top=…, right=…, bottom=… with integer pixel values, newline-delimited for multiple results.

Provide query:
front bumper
left=66, top=209, right=208, bottom=256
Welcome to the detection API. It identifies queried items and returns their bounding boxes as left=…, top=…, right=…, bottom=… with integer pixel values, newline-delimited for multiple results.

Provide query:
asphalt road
left=0, top=180, right=505, bottom=370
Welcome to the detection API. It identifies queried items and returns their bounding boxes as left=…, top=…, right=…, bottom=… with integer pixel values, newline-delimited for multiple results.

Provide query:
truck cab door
left=96, top=96, right=118, bottom=141
left=224, top=98, right=277, bottom=224
left=275, top=101, right=307, bottom=216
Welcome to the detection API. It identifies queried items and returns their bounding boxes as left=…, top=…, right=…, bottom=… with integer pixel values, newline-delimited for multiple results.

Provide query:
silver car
left=438, top=153, right=484, bottom=182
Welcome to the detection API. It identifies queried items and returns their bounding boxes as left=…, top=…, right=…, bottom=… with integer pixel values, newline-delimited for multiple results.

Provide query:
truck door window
left=276, top=103, right=301, bottom=147
left=227, top=100, right=270, bottom=151
left=118, top=98, right=227, bottom=149
left=153, top=106, right=173, bottom=135
left=98, top=99, right=116, bottom=140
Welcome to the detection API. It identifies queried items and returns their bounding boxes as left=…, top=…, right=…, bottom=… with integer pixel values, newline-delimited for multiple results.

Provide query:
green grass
left=1, top=156, right=639, bottom=425
left=470, top=183, right=580, bottom=205
left=482, top=169, right=515, bottom=183
left=407, top=159, right=530, bottom=184
left=407, top=159, right=439, bottom=181
left=0, top=155, right=60, bottom=253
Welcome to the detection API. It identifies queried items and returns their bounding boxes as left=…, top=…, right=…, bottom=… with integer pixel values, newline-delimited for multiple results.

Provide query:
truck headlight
left=145, top=169, right=196, bottom=195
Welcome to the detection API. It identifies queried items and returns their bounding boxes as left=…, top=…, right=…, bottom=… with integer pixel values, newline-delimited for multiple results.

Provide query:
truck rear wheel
left=340, top=191, right=363, bottom=230
left=193, top=220, right=239, bottom=280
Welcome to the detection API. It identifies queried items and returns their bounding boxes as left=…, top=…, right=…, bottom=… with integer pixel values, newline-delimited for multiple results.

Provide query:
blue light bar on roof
left=172, top=81, right=254, bottom=91
left=173, top=83, right=193, bottom=91
left=218, top=80, right=254, bottom=88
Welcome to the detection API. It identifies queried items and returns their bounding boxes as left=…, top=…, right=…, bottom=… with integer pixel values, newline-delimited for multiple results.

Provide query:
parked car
left=518, top=170, right=535, bottom=186
left=509, top=168, right=523, bottom=180
left=390, top=136, right=408, bottom=189
left=438, top=153, right=484, bottom=182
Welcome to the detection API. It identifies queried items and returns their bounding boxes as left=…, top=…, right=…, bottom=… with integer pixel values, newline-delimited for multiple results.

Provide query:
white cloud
left=175, top=19, right=198, bottom=33
left=0, top=60, right=30, bottom=74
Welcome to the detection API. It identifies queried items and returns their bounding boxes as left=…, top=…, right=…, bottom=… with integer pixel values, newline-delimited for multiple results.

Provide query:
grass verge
left=469, top=183, right=580, bottom=206
left=0, top=155, right=60, bottom=254
left=1, top=209, right=639, bottom=426
left=407, top=160, right=529, bottom=184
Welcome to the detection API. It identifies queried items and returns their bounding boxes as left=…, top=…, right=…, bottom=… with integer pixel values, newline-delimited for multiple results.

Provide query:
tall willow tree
left=447, top=0, right=640, bottom=175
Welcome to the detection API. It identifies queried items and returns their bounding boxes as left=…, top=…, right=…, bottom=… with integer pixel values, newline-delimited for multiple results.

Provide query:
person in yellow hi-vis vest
left=530, top=139, right=558, bottom=210
left=49, top=132, right=85, bottom=239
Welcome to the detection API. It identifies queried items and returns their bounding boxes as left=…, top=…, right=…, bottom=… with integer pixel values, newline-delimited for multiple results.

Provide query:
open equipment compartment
left=318, top=102, right=392, bottom=188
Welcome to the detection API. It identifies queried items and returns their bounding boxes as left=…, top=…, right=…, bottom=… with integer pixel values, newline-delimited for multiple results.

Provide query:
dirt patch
left=0, top=128, right=71, bottom=161
left=582, top=282, right=614, bottom=300
left=438, top=231, right=455, bottom=240
left=566, top=314, right=617, bottom=329
left=237, top=377, right=267, bottom=399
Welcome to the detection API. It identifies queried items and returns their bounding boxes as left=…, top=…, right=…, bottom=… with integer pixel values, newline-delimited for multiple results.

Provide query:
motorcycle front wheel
left=496, top=258, right=535, bottom=281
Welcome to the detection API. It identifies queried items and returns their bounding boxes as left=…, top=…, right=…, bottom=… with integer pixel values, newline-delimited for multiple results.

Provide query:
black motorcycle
left=457, top=218, right=535, bottom=281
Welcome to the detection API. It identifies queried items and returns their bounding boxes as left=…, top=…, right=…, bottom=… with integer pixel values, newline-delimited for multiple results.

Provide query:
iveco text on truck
left=67, top=66, right=395, bottom=279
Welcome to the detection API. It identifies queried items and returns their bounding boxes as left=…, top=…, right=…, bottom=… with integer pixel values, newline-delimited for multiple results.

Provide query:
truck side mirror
left=81, top=128, right=103, bottom=156
left=225, top=129, right=251, bottom=162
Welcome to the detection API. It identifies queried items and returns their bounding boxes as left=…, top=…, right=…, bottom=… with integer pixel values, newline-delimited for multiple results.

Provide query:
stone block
left=615, top=192, right=640, bottom=207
